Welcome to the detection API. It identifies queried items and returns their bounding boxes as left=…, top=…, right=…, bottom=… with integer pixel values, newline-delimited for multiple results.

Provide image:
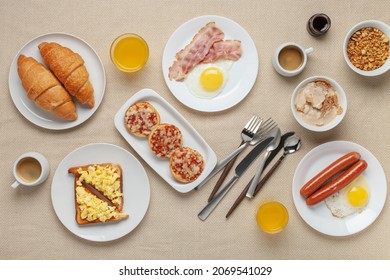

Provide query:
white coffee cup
left=11, top=152, right=50, bottom=188
left=273, top=42, right=313, bottom=77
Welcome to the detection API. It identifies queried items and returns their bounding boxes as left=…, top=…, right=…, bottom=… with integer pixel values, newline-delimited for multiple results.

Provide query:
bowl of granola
left=343, top=20, right=390, bottom=76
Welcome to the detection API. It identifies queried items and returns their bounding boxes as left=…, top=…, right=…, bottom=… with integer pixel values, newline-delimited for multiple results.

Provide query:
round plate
left=9, top=32, right=106, bottom=130
left=51, top=143, right=150, bottom=242
left=162, top=15, right=259, bottom=112
left=292, top=141, right=387, bottom=236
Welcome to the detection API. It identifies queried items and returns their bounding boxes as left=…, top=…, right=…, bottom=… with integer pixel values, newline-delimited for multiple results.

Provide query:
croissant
left=38, top=42, right=95, bottom=108
left=17, top=55, right=77, bottom=121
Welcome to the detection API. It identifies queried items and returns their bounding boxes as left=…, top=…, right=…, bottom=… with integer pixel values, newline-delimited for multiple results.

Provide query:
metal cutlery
left=246, top=127, right=281, bottom=198
left=205, top=118, right=277, bottom=200
left=252, top=135, right=301, bottom=197
left=198, top=136, right=274, bottom=221
left=195, top=115, right=263, bottom=190
left=225, top=132, right=296, bottom=218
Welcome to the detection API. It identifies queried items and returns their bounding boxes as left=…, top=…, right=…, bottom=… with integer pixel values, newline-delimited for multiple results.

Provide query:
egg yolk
left=347, top=186, right=369, bottom=207
left=199, top=67, right=224, bottom=92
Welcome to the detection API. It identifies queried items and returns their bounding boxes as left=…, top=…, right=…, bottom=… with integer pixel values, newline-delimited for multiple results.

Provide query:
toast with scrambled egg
left=73, top=183, right=128, bottom=225
left=68, top=163, right=124, bottom=211
left=68, top=163, right=128, bottom=225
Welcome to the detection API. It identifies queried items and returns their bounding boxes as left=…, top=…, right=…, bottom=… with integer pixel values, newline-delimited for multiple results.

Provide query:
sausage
left=300, top=152, right=361, bottom=198
left=306, top=160, right=367, bottom=206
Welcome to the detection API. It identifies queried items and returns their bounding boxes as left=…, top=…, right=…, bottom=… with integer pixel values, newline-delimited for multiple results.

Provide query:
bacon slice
left=168, top=22, right=224, bottom=81
left=202, top=40, right=242, bottom=63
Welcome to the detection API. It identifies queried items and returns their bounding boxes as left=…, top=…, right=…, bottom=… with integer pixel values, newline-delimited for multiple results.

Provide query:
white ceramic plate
left=9, top=32, right=106, bottom=130
left=51, top=143, right=150, bottom=242
left=114, top=88, right=217, bottom=193
left=292, top=141, right=387, bottom=236
left=162, top=15, right=259, bottom=112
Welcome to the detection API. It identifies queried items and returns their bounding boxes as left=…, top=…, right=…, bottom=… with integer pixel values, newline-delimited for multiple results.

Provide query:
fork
left=207, top=118, right=277, bottom=201
left=195, top=115, right=262, bottom=190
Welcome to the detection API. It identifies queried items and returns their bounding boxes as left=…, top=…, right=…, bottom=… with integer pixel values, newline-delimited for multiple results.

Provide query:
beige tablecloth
left=1, top=0, right=389, bottom=260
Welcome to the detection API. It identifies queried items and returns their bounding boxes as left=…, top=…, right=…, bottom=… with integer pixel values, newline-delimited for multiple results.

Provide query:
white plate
left=292, top=141, right=387, bottom=236
left=9, top=32, right=106, bottom=130
left=162, top=15, right=259, bottom=112
left=114, top=88, right=217, bottom=193
left=51, top=143, right=150, bottom=242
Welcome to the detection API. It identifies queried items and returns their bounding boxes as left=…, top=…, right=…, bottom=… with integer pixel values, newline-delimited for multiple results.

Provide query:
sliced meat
left=202, top=40, right=242, bottom=63
left=168, top=22, right=224, bottom=81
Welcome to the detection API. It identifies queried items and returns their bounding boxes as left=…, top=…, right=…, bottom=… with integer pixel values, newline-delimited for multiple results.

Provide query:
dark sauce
left=313, top=16, right=329, bottom=32
left=307, top=14, right=331, bottom=37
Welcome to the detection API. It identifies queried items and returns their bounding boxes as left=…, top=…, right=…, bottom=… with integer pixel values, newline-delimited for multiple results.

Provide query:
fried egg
left=184, top=60, right=233, bottom=99
left=325, top=174, right=370, bottom=218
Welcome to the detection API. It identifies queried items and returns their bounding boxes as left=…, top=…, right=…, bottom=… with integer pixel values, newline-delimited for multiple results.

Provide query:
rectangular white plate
left=114, top=88, right=217, bottom=193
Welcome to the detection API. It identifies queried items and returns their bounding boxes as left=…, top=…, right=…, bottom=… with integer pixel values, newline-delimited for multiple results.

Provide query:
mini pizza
left=124, top=101, right=160, bottom=137
left=148, top=123, right=183, bottom=158
left=170, top=147, right=204, bottom=183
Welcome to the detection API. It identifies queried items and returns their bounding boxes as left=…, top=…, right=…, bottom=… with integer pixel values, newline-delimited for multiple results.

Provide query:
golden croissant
left=38, top=42, right=95, bottom=108
left=17, top=55, right=78, bottom=121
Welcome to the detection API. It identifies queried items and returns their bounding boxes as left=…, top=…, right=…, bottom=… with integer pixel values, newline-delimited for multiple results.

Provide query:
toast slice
left=74, top=183, right=128, bottom=225
left=68, top=163, right=124, bottom=211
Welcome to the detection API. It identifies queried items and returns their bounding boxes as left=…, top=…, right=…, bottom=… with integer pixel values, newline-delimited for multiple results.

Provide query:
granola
left=347, top=27, right=389, bottom=71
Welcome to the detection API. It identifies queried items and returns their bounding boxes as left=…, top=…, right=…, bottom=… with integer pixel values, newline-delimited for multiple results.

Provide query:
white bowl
left=291, top=76, right=347, bottom=132
left=343, top=20, right=390, bottom=76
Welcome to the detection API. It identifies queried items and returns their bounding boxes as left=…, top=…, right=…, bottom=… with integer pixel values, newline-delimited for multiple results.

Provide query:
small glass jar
left=307, top=13, right=331, bottom=37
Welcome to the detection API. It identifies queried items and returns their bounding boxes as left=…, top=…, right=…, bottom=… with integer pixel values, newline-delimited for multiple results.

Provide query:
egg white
left=184, top=60, right=233, bottom=99
left=325, top=175, right=370, bottom=218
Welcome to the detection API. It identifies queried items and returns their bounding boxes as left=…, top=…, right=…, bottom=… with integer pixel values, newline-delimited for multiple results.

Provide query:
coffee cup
left=272, top=42, right=313, bottom=77
left=11, top=152, right=50, bottom=188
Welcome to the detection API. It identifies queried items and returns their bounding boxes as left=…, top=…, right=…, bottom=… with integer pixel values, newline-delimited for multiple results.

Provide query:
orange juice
left=256, top=201, right=289, bottom=234
left=110, top=33, right=149, bottom=72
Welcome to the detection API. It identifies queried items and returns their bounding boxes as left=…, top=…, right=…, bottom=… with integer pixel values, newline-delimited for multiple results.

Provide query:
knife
left=225, top=131, right=295, bottom=218
left=81, top=181, right=114, bottom=207
left=198, top=136, right=274, bottom=221
left=247, top=128, right=281, bottom=198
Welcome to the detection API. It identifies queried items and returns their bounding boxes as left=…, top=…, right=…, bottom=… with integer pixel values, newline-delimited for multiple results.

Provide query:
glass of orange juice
left=110, top=33, right=149, bottom=72
left=256, top=201, right=289, bottom=234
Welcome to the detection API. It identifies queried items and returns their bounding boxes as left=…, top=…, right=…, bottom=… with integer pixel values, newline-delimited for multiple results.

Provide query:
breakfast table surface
left=1, top=0, right=389, bottom=260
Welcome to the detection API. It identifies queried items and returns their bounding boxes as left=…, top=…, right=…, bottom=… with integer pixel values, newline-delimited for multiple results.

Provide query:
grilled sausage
left=306, top=160, right=367, bottom=206
left=300, top=152, right=361, bottom=198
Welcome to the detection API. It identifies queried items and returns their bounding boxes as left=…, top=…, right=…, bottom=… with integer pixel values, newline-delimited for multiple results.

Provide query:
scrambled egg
left=76, top=186, right=119, bottom=222
left=76, top=165, right=122, bottom=205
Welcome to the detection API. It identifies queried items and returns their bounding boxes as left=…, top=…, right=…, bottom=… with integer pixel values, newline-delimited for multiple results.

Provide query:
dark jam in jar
left=307, top=13, right=331, bottom=37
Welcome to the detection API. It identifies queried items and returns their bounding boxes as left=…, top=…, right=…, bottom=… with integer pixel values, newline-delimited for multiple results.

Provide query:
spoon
left=252, top=135, right=301, bottom=197
left=246, top=128, right=281, bottom=198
